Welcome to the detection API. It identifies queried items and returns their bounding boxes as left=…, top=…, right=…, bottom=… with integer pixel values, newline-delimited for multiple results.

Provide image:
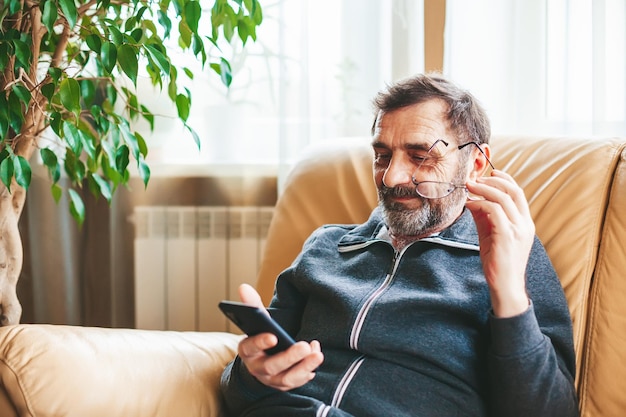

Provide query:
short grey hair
left=371, top=73, right=491, bottom=145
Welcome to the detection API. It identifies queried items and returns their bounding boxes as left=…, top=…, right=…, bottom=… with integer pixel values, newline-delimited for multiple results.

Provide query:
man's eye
left=411, top=154, right=430, bottom=162
left=374, top=154, right=391, bottom=164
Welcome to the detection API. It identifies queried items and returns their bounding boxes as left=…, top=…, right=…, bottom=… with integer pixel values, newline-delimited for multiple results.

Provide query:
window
left=135, top=0, right=425, bottom=176
left=445, top=0, right=626, bottom=137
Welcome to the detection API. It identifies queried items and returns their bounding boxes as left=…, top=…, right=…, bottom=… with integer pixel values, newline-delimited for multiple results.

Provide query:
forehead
left=372, top=99, right=454, bottom=149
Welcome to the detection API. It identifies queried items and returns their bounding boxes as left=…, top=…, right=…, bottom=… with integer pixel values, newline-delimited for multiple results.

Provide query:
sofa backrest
left=255, top=135, right=626, bottom=416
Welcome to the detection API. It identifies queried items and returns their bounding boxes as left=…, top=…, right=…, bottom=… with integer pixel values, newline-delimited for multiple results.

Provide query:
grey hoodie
left=220, top=207, right=578, bottom=417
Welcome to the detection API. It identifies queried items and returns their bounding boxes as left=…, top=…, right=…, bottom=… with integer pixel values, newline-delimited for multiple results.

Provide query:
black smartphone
left=218, top=300, right=296, bottom=355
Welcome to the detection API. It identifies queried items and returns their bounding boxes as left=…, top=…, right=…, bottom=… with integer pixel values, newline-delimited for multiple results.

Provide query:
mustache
left=379, top=185, right=419, bottom=199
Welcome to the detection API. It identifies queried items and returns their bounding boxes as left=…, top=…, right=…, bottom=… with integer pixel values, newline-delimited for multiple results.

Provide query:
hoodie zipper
left=349, top=249, right=401, bottom=350
left=329, top=249, right=400, bottom=409
left=330, top=354, right=366, bottom=408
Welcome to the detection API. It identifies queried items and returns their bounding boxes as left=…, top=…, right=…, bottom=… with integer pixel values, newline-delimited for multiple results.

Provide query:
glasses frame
left=411, top=139, right=495, bottom=199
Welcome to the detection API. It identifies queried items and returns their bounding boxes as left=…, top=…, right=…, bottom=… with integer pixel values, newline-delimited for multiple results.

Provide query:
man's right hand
left=237, top=284, right=324, bottom=392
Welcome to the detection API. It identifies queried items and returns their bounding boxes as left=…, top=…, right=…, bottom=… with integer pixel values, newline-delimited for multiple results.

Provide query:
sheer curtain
left=138, top=0, right=425, bottom=185
left=444, top=0, right=626, bottom=137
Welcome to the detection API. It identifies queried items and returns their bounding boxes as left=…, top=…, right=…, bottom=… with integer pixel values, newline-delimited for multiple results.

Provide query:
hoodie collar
left=338, top=206, right=480, bottom=252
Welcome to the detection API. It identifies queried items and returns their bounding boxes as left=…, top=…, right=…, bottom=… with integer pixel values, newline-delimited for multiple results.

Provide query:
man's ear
left=468, top=144, right=492, bottom=180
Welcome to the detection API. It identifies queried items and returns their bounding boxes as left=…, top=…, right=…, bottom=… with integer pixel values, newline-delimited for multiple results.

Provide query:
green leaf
left=13, top=155, right=31, bottom=190
left=0, top=43, right=9, bottom=73
left=101, top=154, right=123, bottom=189
left=175, top=93, right=190, bottom=122
left=135, top=131, right=148, bottom=157
left=184, top=1, right=202, bottom=33
left=118, top=44, right=139, bottom=85
left=42, top=0, right=58, bottom=33
left=40, top=148, right=61, bottom=183
left=186, top=124, right=201, bottom=150
left=63, top=122, right=83, bottom=154
left=192, top=33, right=206, bottom=62
left=172, top=0, right=185, bottom=17
left=11, top=85, right=31, bottom=106
left=0, top=157, right=14, bottom=192
left=101, top=42, right=117, bottom=74
left=218, top=57, right=232, bottom=87
left=48, top=67, right=62, bottom=83
left=130, top=28, right=143, bottom=43
left=41, top=82, right=55, bottom=102
left=80, top=79, right=96, bottom=107
left=51, top=183, right=63, bottom=203
left=167, top=77, right=177, bottom=101
left=68, top=189, right=85, bottom=226
left=7, top=93, right=24, bottom=133
left=8, top=0, right=21, bottom=14
left=64, top=149, right=85, bottom=183
left=119, top=123, right=140, bottom=159
left=139, top=106, right=154, bottom=131
left=108, top=25, right=123, bottom=45
left=105, top=82, right=118, bottom=106
left=13, top=39, right=31, bottom=71
left=137, top=158, right=150, bottom=188
left=115, top=145, right=130, bottom=172
left=49, top=112, right=62, bottom=136
left=86, top=34, right=102, bottom=53
left=90, top=173, right=112, bottom=202
left=78, top=128, right=97, bottom=160
left=58, top=0, right=78, bottom=29
left=251, top=0, right=263, bottom=24
left=178, top=19, right=193, bottom=48
left=144, top=44, right=171, bottom=75
left=59, top=78, right=81, bottom=117
left=157, top=10, right=172, bottom=38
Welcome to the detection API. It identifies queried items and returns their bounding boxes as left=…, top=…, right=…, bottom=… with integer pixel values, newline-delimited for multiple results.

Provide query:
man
left=220, top=73, right=579, bottom=416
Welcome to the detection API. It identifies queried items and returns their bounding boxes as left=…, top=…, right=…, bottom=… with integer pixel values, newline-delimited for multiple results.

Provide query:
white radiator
left=133, top=205, right=274, bottom=332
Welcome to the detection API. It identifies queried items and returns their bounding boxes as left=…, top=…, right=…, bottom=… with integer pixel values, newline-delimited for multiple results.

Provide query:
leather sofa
left=0, top=135, right=624, bottom=416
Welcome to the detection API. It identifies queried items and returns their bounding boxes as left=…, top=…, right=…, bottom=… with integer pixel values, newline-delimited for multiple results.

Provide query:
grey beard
left=378, top=184, right=466, bottom=237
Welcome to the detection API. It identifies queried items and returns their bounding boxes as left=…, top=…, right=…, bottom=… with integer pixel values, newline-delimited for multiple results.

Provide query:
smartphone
left=218, top=300, right=296, bottom=355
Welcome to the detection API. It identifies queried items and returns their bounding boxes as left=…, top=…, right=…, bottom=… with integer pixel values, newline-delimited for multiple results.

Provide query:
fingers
left=239, top=333, right=279, bottom=357
left=239, top=283, right=266, bottom=310
left=465, top=171, right=534, bottom=235
left=239, top=337, right=324, bottom=391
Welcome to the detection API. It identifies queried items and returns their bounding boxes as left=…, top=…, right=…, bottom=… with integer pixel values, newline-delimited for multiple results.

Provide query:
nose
left=381, top=158, right=414, bottom=188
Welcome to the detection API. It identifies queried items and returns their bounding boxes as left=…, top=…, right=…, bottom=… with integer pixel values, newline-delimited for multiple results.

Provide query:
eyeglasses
left=411, top=139, right=495, bottom=199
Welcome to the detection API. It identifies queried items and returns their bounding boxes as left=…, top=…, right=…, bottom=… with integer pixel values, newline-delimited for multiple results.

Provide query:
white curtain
left=444, top=0, right=626, bottom=138
left=138, top=0, right=425, bottom=185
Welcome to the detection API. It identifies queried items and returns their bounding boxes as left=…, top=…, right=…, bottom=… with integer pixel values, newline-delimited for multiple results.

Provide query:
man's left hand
left=465, top=170, right=533, bottom=317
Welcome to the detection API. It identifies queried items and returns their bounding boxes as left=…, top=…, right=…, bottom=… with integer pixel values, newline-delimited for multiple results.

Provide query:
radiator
left=133, top=206, right=274, bottom=332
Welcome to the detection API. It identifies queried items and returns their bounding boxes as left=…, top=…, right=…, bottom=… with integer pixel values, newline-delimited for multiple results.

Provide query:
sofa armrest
left=0, top=324, right=241, bottom=417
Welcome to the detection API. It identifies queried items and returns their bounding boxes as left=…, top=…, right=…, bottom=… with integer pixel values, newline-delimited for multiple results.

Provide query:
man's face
left=371, top=99, right=469, bottom=238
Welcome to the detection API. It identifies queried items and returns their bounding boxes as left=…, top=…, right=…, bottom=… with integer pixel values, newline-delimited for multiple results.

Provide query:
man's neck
left=388, top=229, right=437, bottom=251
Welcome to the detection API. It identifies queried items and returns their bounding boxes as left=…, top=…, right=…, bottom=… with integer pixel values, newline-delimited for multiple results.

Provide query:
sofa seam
left=0, top=356, right=36, bottom=417
left=576, top=141, right=626, bottom=414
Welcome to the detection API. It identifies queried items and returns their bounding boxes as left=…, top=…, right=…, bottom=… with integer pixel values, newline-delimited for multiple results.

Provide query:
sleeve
left=487, top=237, right=579, bottom=417
left=220, top=231, right=320, bottom=416
left=220, top=355, right=279, bottom=416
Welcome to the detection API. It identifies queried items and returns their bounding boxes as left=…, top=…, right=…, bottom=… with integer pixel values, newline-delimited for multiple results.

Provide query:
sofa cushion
left=0, top=324, right=241, bottom=417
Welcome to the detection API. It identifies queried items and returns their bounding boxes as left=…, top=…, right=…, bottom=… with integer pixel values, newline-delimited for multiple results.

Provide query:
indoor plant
left=0, top=0, right=262, bottom=325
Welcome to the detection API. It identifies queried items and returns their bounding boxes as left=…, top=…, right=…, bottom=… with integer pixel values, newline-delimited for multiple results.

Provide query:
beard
left=378, top=169, right=468, bottom=237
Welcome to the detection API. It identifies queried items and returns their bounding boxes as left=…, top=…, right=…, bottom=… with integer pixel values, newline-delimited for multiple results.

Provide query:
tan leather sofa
left=0, top=135, right=624, bottom=416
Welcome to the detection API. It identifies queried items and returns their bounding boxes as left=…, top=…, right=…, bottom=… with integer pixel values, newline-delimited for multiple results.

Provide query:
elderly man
left=220, top=73, right=578, bottom=417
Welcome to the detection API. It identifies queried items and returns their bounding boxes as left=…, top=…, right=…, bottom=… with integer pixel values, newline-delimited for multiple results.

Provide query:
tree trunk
left=0, top=0, right=48, bottom=325
left=0, top=186, right=26, bottom=325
